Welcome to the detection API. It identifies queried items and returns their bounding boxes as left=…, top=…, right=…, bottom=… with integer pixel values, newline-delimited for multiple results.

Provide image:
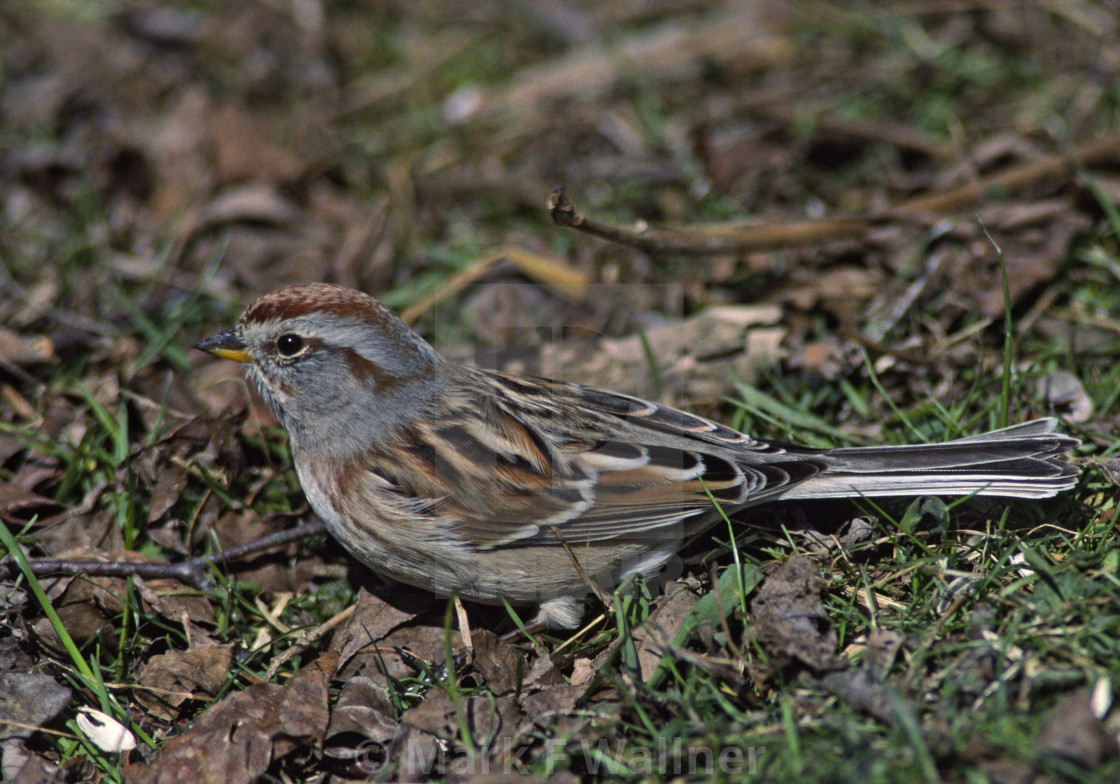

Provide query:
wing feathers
left=355, top=368, right=1078, bottom=553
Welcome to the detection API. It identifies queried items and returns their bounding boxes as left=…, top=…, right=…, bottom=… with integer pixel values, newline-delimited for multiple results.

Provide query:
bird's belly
left=296, top=455, right=685, bottom=607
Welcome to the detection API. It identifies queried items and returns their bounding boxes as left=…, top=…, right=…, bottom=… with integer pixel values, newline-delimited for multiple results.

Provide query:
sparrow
left=195, top=283, right=1080, bottom=629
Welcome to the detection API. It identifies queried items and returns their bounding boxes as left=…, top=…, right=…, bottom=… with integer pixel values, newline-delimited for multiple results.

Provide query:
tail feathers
left=943, top=418, right=1064, bottom=442
left=775, top=418, right=1080, bottom=501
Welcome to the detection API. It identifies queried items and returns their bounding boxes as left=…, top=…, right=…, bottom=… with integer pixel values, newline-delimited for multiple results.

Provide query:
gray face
left=234, top=307, right=444, bottom=457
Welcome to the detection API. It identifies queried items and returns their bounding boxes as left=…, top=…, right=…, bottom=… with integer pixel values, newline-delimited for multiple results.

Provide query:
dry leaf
left=125, top=651, right=336, bottom=784
left=748, top=556, right=842, bottom=673
left=136, top=645, right=233, bottom=720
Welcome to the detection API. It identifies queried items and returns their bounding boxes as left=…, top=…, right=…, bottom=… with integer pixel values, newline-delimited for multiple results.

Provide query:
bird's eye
left=276, top=333, right=305, bottom=357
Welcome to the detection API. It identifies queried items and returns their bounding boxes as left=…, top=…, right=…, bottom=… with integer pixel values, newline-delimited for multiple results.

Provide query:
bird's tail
left=773, top=418, right=1080, bottom=501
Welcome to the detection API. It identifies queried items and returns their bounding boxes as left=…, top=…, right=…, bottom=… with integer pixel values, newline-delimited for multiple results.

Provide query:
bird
left=195, top=283, right=1080, bottom=629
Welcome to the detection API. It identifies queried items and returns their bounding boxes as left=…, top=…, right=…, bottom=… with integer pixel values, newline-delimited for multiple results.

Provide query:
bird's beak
left=194, top=328, right=251, bottom=363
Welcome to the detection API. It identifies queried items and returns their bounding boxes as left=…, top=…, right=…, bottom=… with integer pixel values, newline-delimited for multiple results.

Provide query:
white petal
left=77, top=707, right=137, bottom=753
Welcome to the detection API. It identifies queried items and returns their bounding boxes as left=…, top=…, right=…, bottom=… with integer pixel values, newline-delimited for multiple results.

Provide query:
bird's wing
left=366, top=369, right=824, bottom=549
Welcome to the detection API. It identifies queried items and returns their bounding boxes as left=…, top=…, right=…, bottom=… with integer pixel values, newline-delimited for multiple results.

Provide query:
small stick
left=894, top=134, right=1120, bottom=215
left=550, top=525, right=613, bottom=609
left=548, top=133, right=1120, bottom=255
left=263, top=604, right=355, bottom=682
left=1, top=519, right=328, bottom=591
left=548, top=186, right=866, bottom=255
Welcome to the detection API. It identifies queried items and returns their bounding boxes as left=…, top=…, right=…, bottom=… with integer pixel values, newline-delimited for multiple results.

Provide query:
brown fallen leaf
left=193, top=184, right=303, bottom=230
left=323, top=676, right=399, bottom=775
left=748, top=555, right=843, bottom=674
left=503, top=304, right=784, bottom=405
left=973, top=210, right=1091, bottom=318
left=782, top=265, right=884, bottom=315
left=145, top=463, right=190, bottom=524
left=470, top=630, right=524, bottom=696
left=124, top=651, right=337, bottom=784
left=33, top=571, right=127, bottom=651
left=630, top=581, right=701, bottom=682
left=520, top=683, right=585, bottom=726
left=400, top=689, right=458, bottom=739
left=386, top=726, right=440, bottom=781
left=331, top=586, right=445, bottom=676
left=135, top=644, right=233, bottom=721
left=0, top=483, right=66, bottom=524
left=402, top=690, right=524, bottom=778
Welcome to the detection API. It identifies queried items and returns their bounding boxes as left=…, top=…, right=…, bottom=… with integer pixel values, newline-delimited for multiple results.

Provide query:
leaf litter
left=0, top=0, right=1116, bottom=780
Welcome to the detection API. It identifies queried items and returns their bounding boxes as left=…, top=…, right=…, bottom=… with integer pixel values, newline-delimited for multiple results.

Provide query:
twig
left=548, top=132, right=1120, bottom=256
left=0, top=519, right=328, bottom=592
left=550, top=524, right=613, bottom=609
left=399, top=247, right=588, bottom=325
left=548, top=186, right=866, bottom=255
left=894, top=134, right=1120, bottom=215
left=263, top=603, right=355, bottom=682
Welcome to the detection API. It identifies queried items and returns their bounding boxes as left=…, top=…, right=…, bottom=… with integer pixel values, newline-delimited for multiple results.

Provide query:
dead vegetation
left=1, top=0, right=1119, bottom=781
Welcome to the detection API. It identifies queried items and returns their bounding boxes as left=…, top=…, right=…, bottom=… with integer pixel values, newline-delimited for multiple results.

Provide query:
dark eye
left=276, top=333, right=305, bottom=357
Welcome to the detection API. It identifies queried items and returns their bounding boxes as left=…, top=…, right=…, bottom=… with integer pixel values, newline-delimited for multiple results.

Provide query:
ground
left=0, top=1, right=1118, bottom=782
